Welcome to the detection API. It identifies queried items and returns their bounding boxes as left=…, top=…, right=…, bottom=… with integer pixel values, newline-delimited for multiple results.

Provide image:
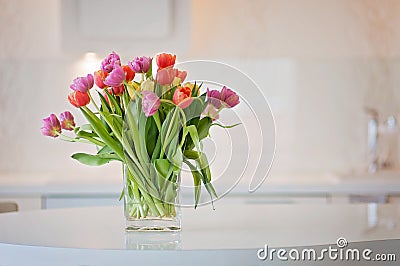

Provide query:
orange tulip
left=173, top=86, right=193, bottom=109
left=94, top=70, right=108, bottom=89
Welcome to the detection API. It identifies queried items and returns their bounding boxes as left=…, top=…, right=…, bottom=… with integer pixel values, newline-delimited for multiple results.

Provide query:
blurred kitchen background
left=1, top=0, right=400, bottom=210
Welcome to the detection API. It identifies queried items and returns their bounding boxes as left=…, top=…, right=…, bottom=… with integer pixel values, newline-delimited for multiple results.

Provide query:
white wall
left=0, top=0, right=399, bottom=179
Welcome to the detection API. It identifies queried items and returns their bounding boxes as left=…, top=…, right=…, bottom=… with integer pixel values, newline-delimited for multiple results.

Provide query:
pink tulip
left=207, top=86, right=239, bottom=109
left=59, top=111, right=75, bottom=131
left=129, top=56, right=152, bottom=73
left=101, top=51, right=121, bottom=73
left=142, top=91, right=160, bottom=117
left=206, top=89, right=222, bottom=109
left=104, top=64, right=125, bottom=87
left=220, top=86, right=240, bottom=108
left=156, top=67, right=175, bottom=86
left=174, top=69, right=187, bottom=83
left=70, top=74, right=94, bottom=93
left=41, top=114, right=61, bottom=138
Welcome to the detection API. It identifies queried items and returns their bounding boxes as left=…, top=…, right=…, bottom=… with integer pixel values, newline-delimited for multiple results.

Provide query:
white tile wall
left=0, top=0, right=399, bottom=181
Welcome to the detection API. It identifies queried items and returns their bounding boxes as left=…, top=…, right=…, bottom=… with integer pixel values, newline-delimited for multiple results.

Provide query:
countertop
left=0, top=202, right=399, bottom=265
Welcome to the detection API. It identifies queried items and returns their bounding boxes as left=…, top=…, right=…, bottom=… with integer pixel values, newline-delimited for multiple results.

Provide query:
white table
left=0, top=202, right=399, bottom=265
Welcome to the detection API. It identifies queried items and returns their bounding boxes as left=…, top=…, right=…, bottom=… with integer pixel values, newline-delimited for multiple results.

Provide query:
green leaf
left=80, top=107, right=124, bottom=160
left=97, top=92, right=111, bottom=113
left=145, top=117, right=158, bottom=157
left=76, top=130, right=97, bottom=138
left=183, top=96, right=206, bottom=122
left=97, top=145, right=113, bottom=155
left=184, top=160, right=202, bottom=208
left=186, top=125, right=201, bottom=152
left=105, top=90, right=123, bottom=117
left=197, top=152, right=212, bottom=182
left=71, top=152, right=120, bottom=166
left=183, top=150, right=200, bottom=160
left=197, top=117, right=212, bottom=140
left=80, top=124, right=94, bottom=132
left=154, top=159, right=172, bottom=179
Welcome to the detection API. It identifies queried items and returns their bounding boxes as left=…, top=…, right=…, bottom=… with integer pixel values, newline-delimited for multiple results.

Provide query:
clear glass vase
left=123, top=164, right=181, bottom=231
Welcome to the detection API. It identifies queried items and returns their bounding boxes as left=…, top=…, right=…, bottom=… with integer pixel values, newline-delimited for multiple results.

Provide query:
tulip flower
left=175, top=69, right=187, bottom=83
left=129, top=56, right=151, bottom=73
left=101, top=51, right=121, bottom=73
left=173, top=86, right=193, bottom=109
left=59, top=111, right=75, bottom=131
left=141, top=79, right=154, bottom=91
left=142, top=91, right=160, bottom=117
left=109, top=85, right=125, bottom=96
left=41, top=114, right=61, bottom=138
left=156, top=67, right=175, bottom=86
left=104, top=64, right=125, bottom=87
left=156, top=53, right=176, bottom=70
left=68, top=91, right=90, bottom=108
left=94, top=70, right=108, bottom=89
left=207, top=86, right=240, bottom=109
left=122, top=65, right=135, bottom=82
left=70, top=74, right=94, bottom=93
left=220, top=86, right=240, bottom=108
left=206, top=89, right=222, bottom=109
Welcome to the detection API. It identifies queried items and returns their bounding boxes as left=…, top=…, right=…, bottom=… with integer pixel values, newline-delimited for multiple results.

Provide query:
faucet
left=365, top=107, right=379, bottom=174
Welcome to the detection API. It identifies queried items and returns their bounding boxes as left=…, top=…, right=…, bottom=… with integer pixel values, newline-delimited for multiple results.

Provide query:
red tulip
left=173, top=86, right=193, bottom=109
left=108, top=85, right=125, bottom=96
left=156, top=53, right=176, bottom=70
left=68, top=91, right=90, bottom=108
left=122, top=65, right=135, bottom=82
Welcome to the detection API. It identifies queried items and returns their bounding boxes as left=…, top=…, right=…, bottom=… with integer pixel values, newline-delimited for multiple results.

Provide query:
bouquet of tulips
left=42, top=52, right=239, bottom=220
